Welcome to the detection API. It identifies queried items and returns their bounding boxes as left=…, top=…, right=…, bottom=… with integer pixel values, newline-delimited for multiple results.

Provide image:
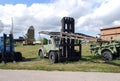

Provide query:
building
left=100, top=26, right=120, bottom=41
left=14, top=37, right=25, bottom=46
left=76, top=33, right=96, bottom=42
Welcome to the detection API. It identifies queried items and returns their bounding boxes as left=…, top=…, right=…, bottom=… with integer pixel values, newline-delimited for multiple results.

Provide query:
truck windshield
left=54, top=38, right=59, bottom=47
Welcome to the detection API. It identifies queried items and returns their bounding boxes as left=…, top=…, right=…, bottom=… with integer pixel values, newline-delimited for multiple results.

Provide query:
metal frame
left=58, top=17, right=81, bottom=61
left=1, top=34, right=15, bottom=63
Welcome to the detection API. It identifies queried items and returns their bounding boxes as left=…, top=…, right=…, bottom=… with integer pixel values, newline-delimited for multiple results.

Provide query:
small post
left=1, top=34, right=7, bottom=64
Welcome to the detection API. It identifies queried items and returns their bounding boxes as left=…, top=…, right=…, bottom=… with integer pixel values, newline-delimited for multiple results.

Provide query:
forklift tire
left=101, top=50, right=113, bottom=62
left=38, top=50, right=44, bottom=58
left=49, top=51, right=58, bottom=63
left=14, top=52, right=22, bottom=61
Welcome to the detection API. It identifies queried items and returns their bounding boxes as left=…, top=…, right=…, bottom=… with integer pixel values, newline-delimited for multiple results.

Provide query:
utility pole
left=10, top=17, right=13, bottom=34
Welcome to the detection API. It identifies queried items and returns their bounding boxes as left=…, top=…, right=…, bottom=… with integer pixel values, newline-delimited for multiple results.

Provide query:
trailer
left=90, top=39, right=120, bottom=61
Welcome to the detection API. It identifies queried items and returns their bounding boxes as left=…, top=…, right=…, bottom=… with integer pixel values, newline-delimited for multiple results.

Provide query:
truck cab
left=38, top=37, right=59, bottom=58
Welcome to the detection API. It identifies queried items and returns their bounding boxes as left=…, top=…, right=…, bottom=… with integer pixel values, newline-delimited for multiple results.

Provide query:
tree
left=26, top=26, right=35, bottom=45
left=42, top=38, right=48, bottom=45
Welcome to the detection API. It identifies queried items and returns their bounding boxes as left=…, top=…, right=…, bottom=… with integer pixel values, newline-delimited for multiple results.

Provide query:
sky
left=0, top=0, right=52, bottom=5
left=0, top=0, right=120, bottom=40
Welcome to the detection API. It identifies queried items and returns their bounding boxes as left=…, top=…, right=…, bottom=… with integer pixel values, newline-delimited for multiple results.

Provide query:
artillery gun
left=90, top=38, right=120, bottom=61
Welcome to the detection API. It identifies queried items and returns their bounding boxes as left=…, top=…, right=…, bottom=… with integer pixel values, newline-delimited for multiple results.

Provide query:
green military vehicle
left=90, top=39, right=120, bottom=61
left=38, top=17, right=82, bottom=63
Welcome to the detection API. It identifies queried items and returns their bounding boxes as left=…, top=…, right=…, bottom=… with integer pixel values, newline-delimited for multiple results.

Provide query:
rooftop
left=101, top=26, right=120, bottom=31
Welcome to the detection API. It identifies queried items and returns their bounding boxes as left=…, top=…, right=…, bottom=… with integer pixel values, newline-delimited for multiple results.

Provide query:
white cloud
left=0, top=0, right=120, bottom=39
left=77, top=0, right=120, bottom=35
left=113, top=20, right=120, bottom=26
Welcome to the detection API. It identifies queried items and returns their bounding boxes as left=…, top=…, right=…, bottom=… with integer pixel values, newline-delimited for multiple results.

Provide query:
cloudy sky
left=0, top=0, right=120, bottom=39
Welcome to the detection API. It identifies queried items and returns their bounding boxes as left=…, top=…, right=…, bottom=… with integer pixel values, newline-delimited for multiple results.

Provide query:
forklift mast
left=59, top=17, right=81, bottom=61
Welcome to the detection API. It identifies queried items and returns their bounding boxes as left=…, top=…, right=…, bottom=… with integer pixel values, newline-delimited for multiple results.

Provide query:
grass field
left=0, top=44, right=120, bottom=72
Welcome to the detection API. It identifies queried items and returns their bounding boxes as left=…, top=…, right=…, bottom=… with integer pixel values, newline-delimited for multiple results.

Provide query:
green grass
left=0, top=44, right=120, bottom=72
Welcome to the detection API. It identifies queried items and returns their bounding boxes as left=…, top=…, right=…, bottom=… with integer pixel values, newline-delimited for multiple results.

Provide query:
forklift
left=0, top=34, right=22, bottom=64
left=38, top=17, right=83, bottom=63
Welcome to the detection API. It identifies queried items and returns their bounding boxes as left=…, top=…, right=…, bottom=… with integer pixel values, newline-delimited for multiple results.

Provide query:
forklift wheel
left=14, top=52, right=22, bottom=61
left=49, top=52, right=58, bottom=63
left=0, top=54, right=1, bottom=61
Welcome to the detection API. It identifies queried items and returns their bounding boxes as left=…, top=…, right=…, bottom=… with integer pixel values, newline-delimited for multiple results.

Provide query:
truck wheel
left=101, top=51, right=113, bottom=62
left=49, top=52, right=58, bottom=63
left=38, top=50, right=44, bottom=58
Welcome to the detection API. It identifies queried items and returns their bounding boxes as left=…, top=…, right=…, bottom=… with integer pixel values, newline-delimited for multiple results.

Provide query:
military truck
left=90, top=39, right=120, bottom=61
left=38, top=17, right=82, bottom=63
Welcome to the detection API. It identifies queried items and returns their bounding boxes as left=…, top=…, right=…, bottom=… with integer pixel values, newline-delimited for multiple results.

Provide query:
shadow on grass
left=22, top=57, right=38, bottom=62
left=105, top=62, right=120, bottom=67
left=58, top=55, right=101, bottom=64
left=82, top=55, right=120, bottom=67
left=81, top=55, right=101, bottom=61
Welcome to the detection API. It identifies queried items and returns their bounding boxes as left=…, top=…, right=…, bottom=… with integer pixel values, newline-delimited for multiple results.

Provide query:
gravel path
left=0, top=70, right=120, bottom=81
